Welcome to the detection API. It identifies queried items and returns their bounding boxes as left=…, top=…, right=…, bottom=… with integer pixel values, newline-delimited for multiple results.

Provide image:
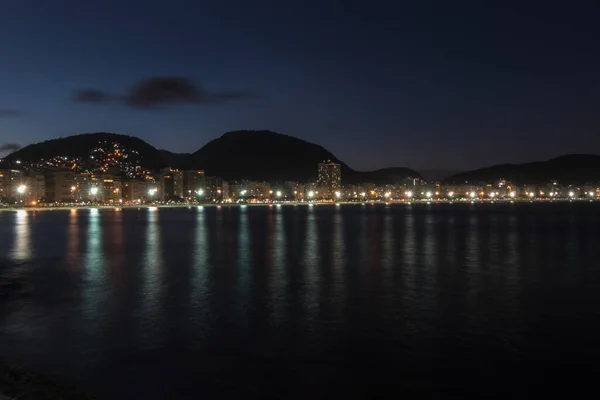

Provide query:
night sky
left=1, top=0, right=599, bottom=175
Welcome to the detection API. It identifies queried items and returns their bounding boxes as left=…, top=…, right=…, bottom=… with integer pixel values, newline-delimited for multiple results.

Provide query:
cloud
left=0, top=109, right=22, bottom=117
left=73, top=89, right=115, bottom=104
left=73, top=77, right=254, bottom=109
left=0, top=143, right=21, bottom=153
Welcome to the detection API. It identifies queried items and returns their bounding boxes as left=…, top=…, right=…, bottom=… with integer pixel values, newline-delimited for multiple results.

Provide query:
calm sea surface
left=1, top=203, right=600, bottom=398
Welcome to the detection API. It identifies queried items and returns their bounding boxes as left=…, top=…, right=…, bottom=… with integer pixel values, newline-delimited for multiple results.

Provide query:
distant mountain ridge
left=2, top=130, right=421, bottom=184
left=446, top=154, right=600, bottom=184
left=183, top=130, right=420, bottom=183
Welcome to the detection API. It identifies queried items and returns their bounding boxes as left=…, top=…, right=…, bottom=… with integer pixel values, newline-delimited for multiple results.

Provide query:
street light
left=16, top=185, right=26, bottom=203
left=335, top=191, right=341, bottom=199
left=308, top=190, right=315, bottom=198
left=90, top=187, right=99, bottom=196
left=426, top=191, right=433, bottom=198
left=276, top=190, right=282, bottom=198
left=509, top=191, right=516, bottom=198
left=470, top=192, right=477, bottom=198
left=406, top=191, right=413, bottom=198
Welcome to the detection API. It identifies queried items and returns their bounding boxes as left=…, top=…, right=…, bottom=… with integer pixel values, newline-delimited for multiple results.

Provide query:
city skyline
left=3, top=131, right=600, bottom=186
left=1, top=1, right=600, bottom=173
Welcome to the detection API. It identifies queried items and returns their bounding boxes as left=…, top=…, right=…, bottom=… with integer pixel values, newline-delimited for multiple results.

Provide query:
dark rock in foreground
left=0, top=363, right=94, bottom=400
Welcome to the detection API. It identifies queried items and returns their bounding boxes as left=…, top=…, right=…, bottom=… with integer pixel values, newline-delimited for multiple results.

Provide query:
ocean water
left=1, top=203, right=600, bottom=398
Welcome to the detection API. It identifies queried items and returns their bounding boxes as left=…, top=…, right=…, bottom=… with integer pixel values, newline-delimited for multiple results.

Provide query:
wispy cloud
left=73, top=77, right=255, bottom=109
left=0, top=143, right=21, bottom=153
left=0, top=109, right=22, bottom=117
left=72, top=89, right=115, bottom=104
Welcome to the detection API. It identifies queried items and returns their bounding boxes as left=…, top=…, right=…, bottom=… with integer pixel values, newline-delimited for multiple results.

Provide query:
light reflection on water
left=138, top=207, right=164, bottom=349
left=0, top=204, right=600, bottom=398
left=191, top=206, right=209, bottom=331
left=11, top=210, right=31, bottom=263
left=80, top=208, right=108, bottom=349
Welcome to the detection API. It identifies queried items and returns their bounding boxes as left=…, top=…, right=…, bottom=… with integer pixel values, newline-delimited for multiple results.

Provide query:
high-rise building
left=74, top=173, right=92, bottom=201
left=160, top=168, right=184, bottom=199
left=160, top=171, right=174, bottom=201
left=0, top=170, right=7, bottom=200
left=0, top=169, right=25, bottom=200
left=172, top=170, right=183, bottom=197
left=205, top=176, right=223, bottom=201
left=317, top=160, right=341, bottom=196
left=183, top=170, right=205, bottom=198
left=99, top=174, right=122, bottom=203
left=31, top=174, right=45, bottom=202
left=123, top=179, right=151, bottom=203
left=44, top=170, right=75, bottom=202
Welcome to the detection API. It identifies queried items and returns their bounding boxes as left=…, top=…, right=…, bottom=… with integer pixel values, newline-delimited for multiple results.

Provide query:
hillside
left=183, top=130, right=421, bottom=183
left=157, top=149, right=190, bottom=169
left=3, top=130, right=421, bottom=184
left=4, top=133, right=167, bottom=172
left=447, top=154, right=600, bottom=184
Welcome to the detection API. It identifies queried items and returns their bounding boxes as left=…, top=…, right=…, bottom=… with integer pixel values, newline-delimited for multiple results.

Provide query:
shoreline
left=0, top=198, right=597, bottom=213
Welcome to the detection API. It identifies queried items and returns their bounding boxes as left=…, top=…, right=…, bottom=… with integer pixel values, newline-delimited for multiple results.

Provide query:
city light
left=71, top=186, right=76, bottom=192
left=360, top=192, right=366, bottom=197
left=510, top=191, right=516, bottom=198
left=489, top=192, right=496, bottom=198
left=470, top=192, right=477, bottom=198
left=335, top=191, right=341, bottom=198
left=197, top=189, right=204, bottom=196
left=148, top=188, right=157, bottom=197
left=448, top=191, right=454, bottom=197
left=406, top=191, right=413, bottom=198
left=569, top=191, right=575, bottom=198
left=240, top=190, right=247, bottom=196
left=426, top=191, right=433, bottom=198
left=16, top=185, right=27, bottom=194
left=529, top=192, right=535, bottom=198
left=276, top=190, right=282, bottom=198
left=308, top=191, right=315, bottom=198
left=384, top=191, right=391, bottom=198
left=90, top=187, right=99, bottom=196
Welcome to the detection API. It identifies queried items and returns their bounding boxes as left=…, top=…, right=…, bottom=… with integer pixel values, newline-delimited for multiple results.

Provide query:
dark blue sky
left=1, top=0, right=599, bottom=173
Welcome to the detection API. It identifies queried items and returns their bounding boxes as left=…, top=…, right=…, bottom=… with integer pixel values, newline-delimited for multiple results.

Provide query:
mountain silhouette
left=447, top=154, right=600, bottom=184
left=183, top=130, right=420, bottom=183
left=3, top=132, right=167, bottom=171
